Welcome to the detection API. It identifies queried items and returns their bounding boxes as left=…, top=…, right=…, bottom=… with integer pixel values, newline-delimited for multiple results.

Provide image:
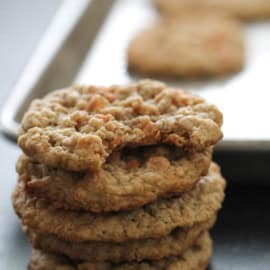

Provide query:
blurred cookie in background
left=155, top=0, right=270, bottom=21
left=128, top=13, right=245, bottom=78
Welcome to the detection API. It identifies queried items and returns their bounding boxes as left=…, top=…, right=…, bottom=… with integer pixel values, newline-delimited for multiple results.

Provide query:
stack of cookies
left=13, top=80, right=226, bottom=269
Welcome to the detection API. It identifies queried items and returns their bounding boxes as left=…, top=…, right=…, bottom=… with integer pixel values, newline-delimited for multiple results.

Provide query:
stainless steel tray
left=1, top=0, right=270, bottom=152
left=0, top=0, right=113, bottom=140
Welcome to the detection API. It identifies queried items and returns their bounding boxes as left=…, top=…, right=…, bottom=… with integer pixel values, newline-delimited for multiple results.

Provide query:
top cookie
left=155, top=0, right=270, bottom=20
left=18, top=80, right=222, bottom=171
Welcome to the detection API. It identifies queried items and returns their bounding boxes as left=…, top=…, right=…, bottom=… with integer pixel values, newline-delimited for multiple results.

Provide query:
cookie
left=17, top=147, right=212, bottom=212
left=18, top=80, right=223, bottom=171
left=128, top=15, right=244, bottom=77
left=28, top=232, right=212, bottom=270
left=13, top=163, right=225, bottom=243
left=155, top=0, right=270, bottom=20
left=26, top=215, right=215, bottom=263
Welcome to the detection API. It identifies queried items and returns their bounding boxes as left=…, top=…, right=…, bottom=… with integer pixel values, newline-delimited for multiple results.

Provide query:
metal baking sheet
left=1, top=0, right=270, bottom=152
left=76, top=0, right=270, bottom=151
left=0, top=0, right=113, bottom=140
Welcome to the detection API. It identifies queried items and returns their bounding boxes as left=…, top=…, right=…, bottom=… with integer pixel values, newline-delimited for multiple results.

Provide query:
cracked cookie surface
left=28, top=233, right=212, bottom=270
left=13, top=163, right=225, bottom=243
left=17, top=146, right=212, bottom=212
left=18, top=80, right=222, bottom=171
left=128, top=15, right=244, bottom=77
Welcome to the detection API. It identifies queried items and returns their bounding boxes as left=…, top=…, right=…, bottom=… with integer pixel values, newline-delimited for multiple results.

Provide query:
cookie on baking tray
left=155, top=0, right=270, bottom=20
left=128, top=14, right=244, bottom=78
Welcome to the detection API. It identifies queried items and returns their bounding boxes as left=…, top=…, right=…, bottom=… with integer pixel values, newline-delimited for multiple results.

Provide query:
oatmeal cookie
left=13, top=163, right=225, bottom=243
left=17, top=147, right=212, bottom=212
left=128, top=15, right=244, bottom=77
left=28, top=232, right=212, bottom=270
left=155, top=0, right=270, bottom=20
left=26, top=216, right=215, bottom=262
left=18, top=80, right=222, bottom=171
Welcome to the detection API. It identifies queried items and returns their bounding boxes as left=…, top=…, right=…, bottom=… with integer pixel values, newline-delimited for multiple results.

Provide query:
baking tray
left=0, top=0, right=114, bottom=140
left=1, top=0, right=270, bottom=152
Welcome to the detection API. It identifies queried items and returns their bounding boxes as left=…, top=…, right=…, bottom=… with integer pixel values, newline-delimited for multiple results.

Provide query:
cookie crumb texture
left=128, top=15, right=244, bottom=77
left=155, top=0, right=270, bottom=20
left=18, top=80, right=222, bottom=171
left=28, top=233, right=212, bottom=270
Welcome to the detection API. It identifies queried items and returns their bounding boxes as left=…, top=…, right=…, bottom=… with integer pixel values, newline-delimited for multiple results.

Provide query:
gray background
left=0, top=1, right=61, bottom=269
left=0, top=1, right=270, bottom=270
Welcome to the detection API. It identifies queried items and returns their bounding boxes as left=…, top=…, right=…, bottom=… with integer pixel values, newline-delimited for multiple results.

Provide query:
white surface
left=76, top=0, right=270, bottom=148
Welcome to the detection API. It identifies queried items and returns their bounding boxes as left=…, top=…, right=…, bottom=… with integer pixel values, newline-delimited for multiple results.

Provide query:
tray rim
left=0, top=0, right=114, bottom=141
